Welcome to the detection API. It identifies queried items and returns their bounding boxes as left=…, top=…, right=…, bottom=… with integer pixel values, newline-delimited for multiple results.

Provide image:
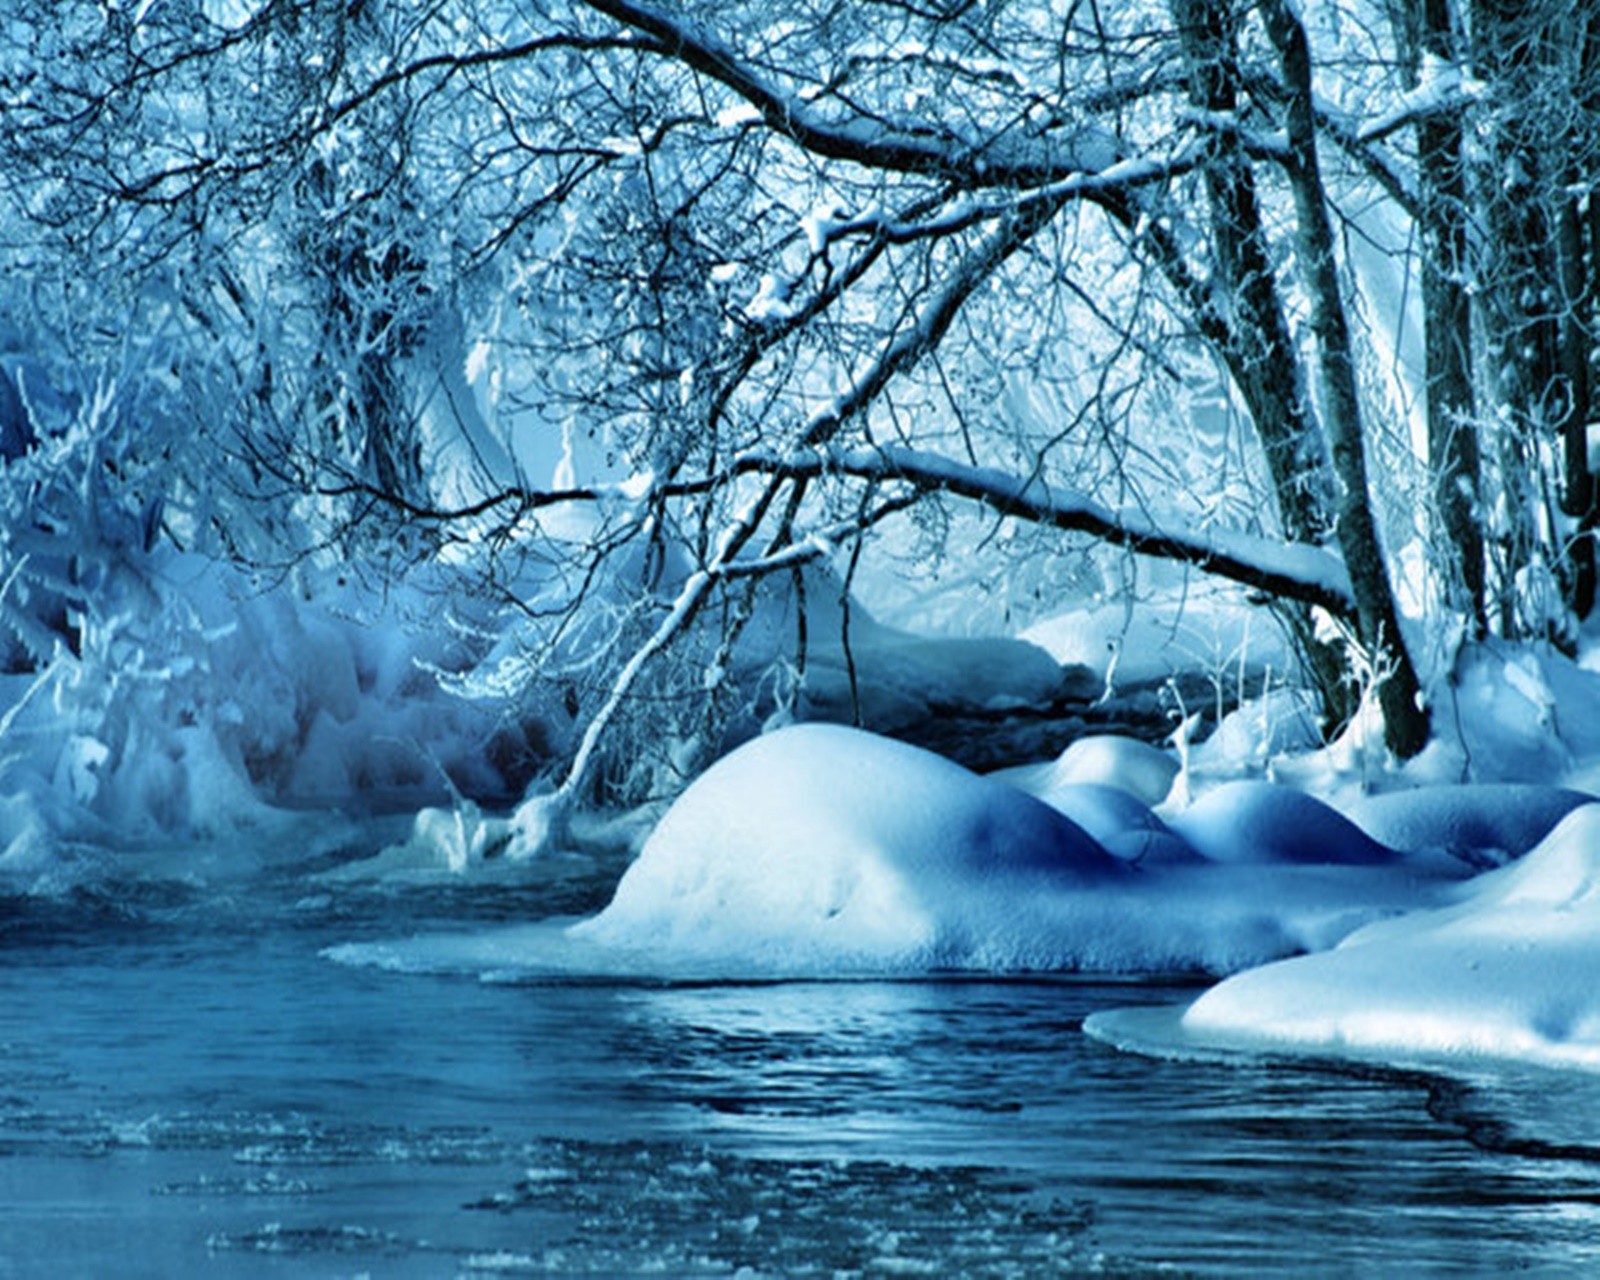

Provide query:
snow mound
left=1185, top=688, right=1326, bottom=780
left=1026, top=783, right=1199, bottom=866
left=327, top=726, right=1479, bottom=981
left=569, top=724, right=1123, bottom=971
left=996, top=734, right=1179, bottom=807
left=338, top=828, right=1454, bottom=985
left=1170, top=781, right=1399, bottom=866
left=1159, top=805, right=1600, bottom=1072
left=1442, top=647, right=1600, bottom=782
left=1344, top=785, right=1594, bottom=869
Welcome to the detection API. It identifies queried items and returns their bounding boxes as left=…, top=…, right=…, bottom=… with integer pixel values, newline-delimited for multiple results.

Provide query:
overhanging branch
left=575, top=0, right=1195, bottom=195
left=322, top=441, right=1357, bottom=622
left=756, top=444, right=1359, bottom=620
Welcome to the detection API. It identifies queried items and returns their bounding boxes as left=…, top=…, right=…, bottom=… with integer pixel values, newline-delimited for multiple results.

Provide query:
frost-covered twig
left=511, top=474, right=790, bottom=855
left=577, top=0, right=1196, bottom=196
left=510, top=487, right=915, bottom=855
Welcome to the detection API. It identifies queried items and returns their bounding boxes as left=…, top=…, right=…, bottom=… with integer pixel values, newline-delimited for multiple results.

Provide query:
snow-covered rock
left=997, top=733, right=1180, bottom=807
left=1170, top=781, right=1399, bottom=866
left=1102, top=804, right=1600, bottom=1073
left=569, top=723, right=1122, bottom=971
left=1029, top=782, right=1199, bottom=866
left=1343, top=784, right=1593, bottom=870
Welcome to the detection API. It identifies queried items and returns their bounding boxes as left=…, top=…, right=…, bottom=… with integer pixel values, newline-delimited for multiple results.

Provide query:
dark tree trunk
left=1469, top=0, right=1567, bottom=637
left=1392, top=0, right=1487, bottom=633
left=1259, top=0, right=1432, bottom=758
left=1555, top=7, right=1600, bottom=619
left=1171, top=0, right=1355, bottom=735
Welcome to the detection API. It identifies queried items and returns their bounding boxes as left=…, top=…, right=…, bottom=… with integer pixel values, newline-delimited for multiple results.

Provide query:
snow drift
left=569, top=723, right=1123, bottom=971
left=332, top=724, right=1488, bottom=981
left=1123, top=804, right=1600, bottom=1073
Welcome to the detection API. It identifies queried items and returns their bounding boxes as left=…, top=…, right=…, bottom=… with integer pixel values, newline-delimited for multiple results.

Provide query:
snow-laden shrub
left=0, top=352, right=562, bottom=878
left=0, top=551, right=538, bottom=867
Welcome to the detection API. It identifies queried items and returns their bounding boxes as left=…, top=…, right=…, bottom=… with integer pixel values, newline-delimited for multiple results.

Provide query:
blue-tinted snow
left=336, top=724, right=1483, bottom=981
left=1100, top=804, right=1600, bottom=1073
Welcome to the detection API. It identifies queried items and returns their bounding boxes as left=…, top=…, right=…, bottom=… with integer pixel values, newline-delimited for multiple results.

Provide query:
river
left=3, top=849, right=1600, bottom=1277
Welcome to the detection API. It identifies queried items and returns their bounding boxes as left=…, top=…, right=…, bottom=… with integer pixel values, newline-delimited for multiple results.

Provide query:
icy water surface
left=5, top=856, right=1600, bottom=1277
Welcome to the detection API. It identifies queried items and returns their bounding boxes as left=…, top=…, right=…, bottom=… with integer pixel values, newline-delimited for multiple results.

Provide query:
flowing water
left=5, top=851, right=1600, bottom=1277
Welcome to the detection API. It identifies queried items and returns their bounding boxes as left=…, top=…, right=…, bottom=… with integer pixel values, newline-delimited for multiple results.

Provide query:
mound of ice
left=326, top=801, right=513, bottom=878
left=1170, top=781, right=1399, bottom=866
left=0, top=790, right=64, bottom=878
left=1166, top=804, right=1600, bottom=1071
left=570, top=724, right=1122, bottom=971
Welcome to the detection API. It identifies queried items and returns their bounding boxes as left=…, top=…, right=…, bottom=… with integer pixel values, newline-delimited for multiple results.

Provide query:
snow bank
left=1183, top=687, right=1326, bottom=781
left=1170, top=781, right=1399, bottom=866
left=1344, top=785, right=1592, bottom=870
left=1146, top=804, right=1600, bottom=1073
left=333, top=725, right=1470, bottom=981
left=1026, top=783, right=1200, bottom=866
left=1022, top=587, right=1293, bottom=685
left=569, top=724, right=1122, bottom=972
left=996, top=734, right=1179, bottom=807
left=994, top=735, right=1189, bottom=863
left=1261, top=642, right=1600, bottom=800
left=1431, top=646, right=1600, bottom=783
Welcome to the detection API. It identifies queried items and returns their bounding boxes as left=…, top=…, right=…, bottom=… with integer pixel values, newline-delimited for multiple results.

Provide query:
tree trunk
left=1557, top=186, right=1599, bottom=619
left=1393, top=0, right=1487, bottom=633
left=1555, top=6, right=1600, bottom=619
left=1469, top=0, right=1567, bottom=638
left=1171, top=0, right=1355, bottom=735
left=1259, top=0, right=1431, bottom=758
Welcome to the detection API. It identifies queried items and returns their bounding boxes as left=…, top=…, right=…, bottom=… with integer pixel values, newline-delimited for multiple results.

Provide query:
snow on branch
left=801, top=193, right=1066, bottom=446
left=732, top=444, right=1358, bottom=620
left=1355, top=57, right=1484, bottom=146
left=576, top=0, right=1193, bottom=194
left=1237, top=65, right=1418, bottom=217
left=319, top=441, right=1355, bottom=622
left=803, top=147, right=1203, bottom=255
left=577, top=0, right=981, bottom=177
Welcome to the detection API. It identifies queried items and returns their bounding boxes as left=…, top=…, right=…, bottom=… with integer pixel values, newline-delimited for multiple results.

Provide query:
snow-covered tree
left=4, top=0, right=1598, bottom=813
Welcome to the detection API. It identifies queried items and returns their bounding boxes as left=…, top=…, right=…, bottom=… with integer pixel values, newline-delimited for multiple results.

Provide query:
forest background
left=0, top=0, right=1595, bottom=858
